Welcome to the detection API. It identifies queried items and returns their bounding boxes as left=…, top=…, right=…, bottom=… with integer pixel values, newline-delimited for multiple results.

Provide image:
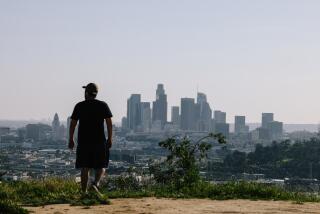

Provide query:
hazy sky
left=1, top=0, right=320, bottom=123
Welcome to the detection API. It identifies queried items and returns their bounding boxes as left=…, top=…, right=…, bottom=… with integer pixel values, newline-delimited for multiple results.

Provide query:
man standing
left=69, top=83, right=113, bottom=193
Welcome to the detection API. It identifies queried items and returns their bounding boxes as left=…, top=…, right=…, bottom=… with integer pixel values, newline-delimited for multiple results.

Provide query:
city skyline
left=1, top=1, right=320, bottom=123
left=124, top=84, right=283, bottom=142
left=0, top=82, right=319, bottom=125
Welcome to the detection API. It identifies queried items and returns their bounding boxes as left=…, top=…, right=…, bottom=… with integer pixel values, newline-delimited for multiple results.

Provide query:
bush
left=151, top=133, right=226, bottom=188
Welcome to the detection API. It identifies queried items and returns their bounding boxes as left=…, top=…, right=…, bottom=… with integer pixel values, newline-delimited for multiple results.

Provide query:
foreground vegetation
left=1, top=178, right=320, bottom=214
left=2, top=135, right=320, bottom=213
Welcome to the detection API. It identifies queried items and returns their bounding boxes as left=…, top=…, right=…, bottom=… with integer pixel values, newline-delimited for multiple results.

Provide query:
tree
left=151, top=133, right=226, bottom=188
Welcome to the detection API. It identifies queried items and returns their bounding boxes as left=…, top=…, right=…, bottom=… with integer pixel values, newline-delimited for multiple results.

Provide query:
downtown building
left=234, top=116, right=249, bottom=134
left=180, top=93, right=213, bottom=132
left=171, top=106, right=180, bottom=126
left=213, top=110, right=230, bottom=138
left=255, top=113, right=283, bottom=141
left=127, top=94, right=142, bottom=132
left=152, top=84, right=168, bottom=129
left=52, top=113, right=66, bottom=141
left=180, top=98, right=196, bottom=131
left=126, top=94, right=152, bottom=133
left=196, top=93, right=213, bottom=132
left=141, top=102, right=152, bottom=132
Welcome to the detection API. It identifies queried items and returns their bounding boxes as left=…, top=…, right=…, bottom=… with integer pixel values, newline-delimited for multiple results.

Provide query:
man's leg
left=94, top=168, right=105, bottom=187
left=81, top=168, right=90, bottom=193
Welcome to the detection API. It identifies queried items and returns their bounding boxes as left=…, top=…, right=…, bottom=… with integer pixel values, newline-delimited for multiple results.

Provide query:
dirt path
left=26, top=198, right=320, bottom=214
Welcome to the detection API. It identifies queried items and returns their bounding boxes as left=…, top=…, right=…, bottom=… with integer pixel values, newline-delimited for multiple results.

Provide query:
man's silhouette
left=69, top=83, right=113, bottom=193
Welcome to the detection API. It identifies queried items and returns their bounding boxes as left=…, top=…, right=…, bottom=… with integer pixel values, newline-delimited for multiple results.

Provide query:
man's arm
left=105, top=118, right=113, bottom=148
left=68, top=119, right=78, bottom=150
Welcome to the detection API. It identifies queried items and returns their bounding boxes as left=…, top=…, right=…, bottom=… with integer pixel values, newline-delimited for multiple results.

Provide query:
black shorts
left=76, top=143, right=110, bottom=169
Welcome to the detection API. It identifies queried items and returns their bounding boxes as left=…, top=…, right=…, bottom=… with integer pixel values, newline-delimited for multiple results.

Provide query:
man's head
left=83, top=83, right=98, bottom=100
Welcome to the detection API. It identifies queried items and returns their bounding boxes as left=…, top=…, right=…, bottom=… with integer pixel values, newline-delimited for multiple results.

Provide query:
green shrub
left=151, top=133, right=226, bottom=189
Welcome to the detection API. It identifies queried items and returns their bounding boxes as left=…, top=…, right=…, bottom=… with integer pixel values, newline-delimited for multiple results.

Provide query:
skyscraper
left=214, top=111, right=226, bottom=124
left=262, top=113, right=274, bottom=128
left=214, top=110, right=229, bottom=137
left=196, top=92, right=212, bottom=131
left=234, top=116, right=249, bottom=134
left=127, top=94, right=142, bottom=131
left=141, top=102, right=152, bottom=132
left=180, top=98, right=196, bottom=130
left=52, top=113, right=64, bottom=140
left=171, top=106, right=180, bottom=126
left=156, top=84, right=165, bottom=99
left=52, top=113, right=60, bottom=132
left=197, top=92, right=207, bottom=105
left=152, top=84, right=168, bottom=128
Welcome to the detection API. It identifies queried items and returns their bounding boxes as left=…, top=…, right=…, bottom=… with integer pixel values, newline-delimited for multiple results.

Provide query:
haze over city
left=1, top=0, right=320, bottom=123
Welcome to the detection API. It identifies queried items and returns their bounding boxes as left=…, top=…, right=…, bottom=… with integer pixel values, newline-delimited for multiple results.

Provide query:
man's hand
left=107, top=138, right=112, bottom=149
left=69, top=119, right=77, bottom=150
left=68, top=139, right=75, bottom=150
left=105, top=118, right=113, bottom=149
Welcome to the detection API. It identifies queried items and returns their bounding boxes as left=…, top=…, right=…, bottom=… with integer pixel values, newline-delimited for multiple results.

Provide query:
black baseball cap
left=82, top=83, right=98, bottom=95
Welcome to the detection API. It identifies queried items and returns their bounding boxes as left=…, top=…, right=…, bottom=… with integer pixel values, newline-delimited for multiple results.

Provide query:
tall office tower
left=214, top=111, right=226, bottom=124
left=52, top=113, right=60, bottom=132
left=152, top=84, right=168, bottom=127
left=197, top=92, right=207, bottom=105
left=262, top=113, right=274, bottom=128
left=214, top=110, right=229, bottom=137
left=52, top=113, right=63, bottom=140
left=196, top=92, right=212, bottom=131
left=180, top=98, right=196, bottom=130
left=235, top=116, right=247, bottom=134
left=141, top=102, right=152, bottom=132
left=156, top=84, right=165, bottom=99
left=194, top=103, right=201, bottom=125
left=127, top=94, right=142, bottom=131
left=171, top=106, right=180, bottom=126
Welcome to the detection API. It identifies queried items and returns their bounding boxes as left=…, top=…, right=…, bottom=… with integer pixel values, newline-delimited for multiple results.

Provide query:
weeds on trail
left=0, top=178, right=109, bottom=207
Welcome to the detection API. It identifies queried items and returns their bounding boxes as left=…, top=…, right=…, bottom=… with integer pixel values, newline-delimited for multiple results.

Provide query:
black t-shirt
left=71, top=99, right=112, bottom=146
